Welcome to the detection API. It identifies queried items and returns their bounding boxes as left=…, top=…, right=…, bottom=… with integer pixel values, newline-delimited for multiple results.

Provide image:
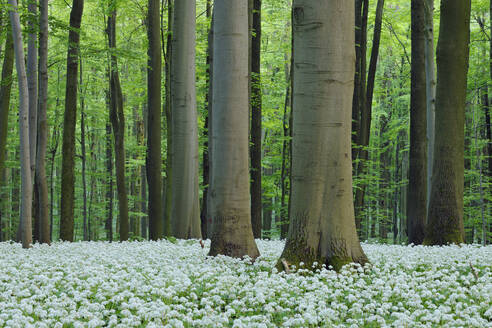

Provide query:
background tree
left=208, top=0, right=260, bottom=259
left=279, top=0, right=367, bottom=271
left=250, top=0, right=262, bottom=239
left=60, top=0, right=85, bottom=241
left=147, top=0, right=163, bottom=240
left=8, top=0, right=33, bottom=249
left=425, top=0, right=471, bottom=245
left=107, top=5, right=129, bottom=242
left=407, top=0, right=427, bottom=244
left=35, top=0, right=50, bottom=244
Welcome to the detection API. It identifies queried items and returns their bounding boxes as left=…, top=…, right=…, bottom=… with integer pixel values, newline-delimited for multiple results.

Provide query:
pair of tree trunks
left=8, top=0, right=32, bottom=248
left=107, top=7, right=129, bottom=242
left=424, top=0, right=471, bottom=245
left=353, top=0, right=383, bottom=233
left=60, top=0, right=84, bottom=242
left=279, top=0, right=368, bottom=271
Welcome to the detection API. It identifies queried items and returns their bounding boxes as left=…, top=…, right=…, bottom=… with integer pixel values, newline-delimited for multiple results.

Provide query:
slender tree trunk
left=27, top=0, right=38, bottom=187
left=107, top=9, right=129, bottom=242
left=147, top=0, right=163, bottom=240
left=425, top=0, right=436, bottom=212
left=206, top=11, right=214, bottom=239
left=200, top=3, right=212, bottom=240
left=208, top=0, right=259, bottom=260
left=408, top=0, right=427, bottom=245
left=170, top=0, right=201, bottom=239
left=279, top=0, right=367, bottom=271
left=163, top=0, right=173, bottom=237
left=250, top=0, right=262, bottom=239
left=60, top=0, right=84, bottom=242
left=425, top=0, right=471, bottom=245
left=353, top=0, right=370, bottom=230
left=0, top=27, right=14, bottom=179
left=9, top=0, right=33, bottom=248
left=79, top=58, right=88, bottom=241
left=36, top=0, right=50, bottom=244
left=280, top=64, right=291, bottom=239
left=105, top=122, right=113, bottom=242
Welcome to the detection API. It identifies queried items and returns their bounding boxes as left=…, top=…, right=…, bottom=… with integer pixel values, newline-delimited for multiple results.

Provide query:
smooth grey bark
left=208, top=0, right=259, bottom=259
left=170, top=0, right=201, bottom=239
left=35, top=0, right=50, bottom=244
left=408, top=0, right=427, bottom=245
left=425, top=0, right=471, bottom=245
left=205, top=11, right=214, bottom=239
left=79, top=58, right=88, bottom=241
left=146, top=0, right=163, bottom=240
left=279, top=0, right=367, bottom=271
left=9, top=0, right=33, bottom=248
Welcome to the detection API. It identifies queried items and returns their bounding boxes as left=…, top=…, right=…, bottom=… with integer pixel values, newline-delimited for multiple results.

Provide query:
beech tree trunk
left=147, top=0, right=163, bottom=240
left=36, top=0, right=50, bottom=244
left=60, top=0, right=84, bottom=242
left=208, top=0, right=260, bottom=260
left=425, top=0, right=471, bottom=245
left=279, top=0, right=368, bottom=271
left=170, top=0, right=201, bottom=239
left=408, top=0, right=427, bottom=245
left=9, top=0, right=33, bottom=249
left=107, top=8, right=129, bottom=242
left=250, top=0, right=262, bottom=239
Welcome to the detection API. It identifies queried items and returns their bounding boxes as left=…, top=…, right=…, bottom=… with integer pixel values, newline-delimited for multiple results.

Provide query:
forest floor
left=0, top=239, right=491, bottom=328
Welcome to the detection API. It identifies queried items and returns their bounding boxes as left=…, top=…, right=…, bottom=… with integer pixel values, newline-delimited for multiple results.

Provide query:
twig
left=281, top=258, right=291, bottom=274
left=469, top=262, right=479, bottom=281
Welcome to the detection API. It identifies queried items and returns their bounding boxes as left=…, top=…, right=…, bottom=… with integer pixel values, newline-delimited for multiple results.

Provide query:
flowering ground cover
left=0, top=240, right=490, bottom=328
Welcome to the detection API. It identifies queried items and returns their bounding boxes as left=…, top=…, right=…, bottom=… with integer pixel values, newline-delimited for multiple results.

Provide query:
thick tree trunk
left=250, top=0, right=262, bottom=239
left=60, top=0, right=84, bottom=242
left=147, top=0, right=163, bottom=240
left=425, top=0, right=436, bottom=211
left=170, top=0, right=201, bottom=239
left=279, top=0, right=367, bottom=272
left=208, top=0, right=259, bottom=260
left=0, top=27, right=14, bottom=180
left=9, top=0, right=33, bottom=248
left=107, top=9, right=129, bottom=242
left=408, top=0, right=427, bottom=245
left=35, top=0, right=50, bottom=244
left=425, top=0, right=471, bottom=245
